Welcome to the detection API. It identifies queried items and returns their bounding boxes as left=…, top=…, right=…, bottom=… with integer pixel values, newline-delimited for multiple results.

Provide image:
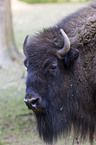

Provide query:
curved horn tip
left=24, top=35, right=29, bottom=45
left=60, top=29, right=70, bottom=46
left=23, top=35, right=29, bottom=56
left=57, top=29, right=70, bottom=57
left=60, top=29, right=65, bottom=35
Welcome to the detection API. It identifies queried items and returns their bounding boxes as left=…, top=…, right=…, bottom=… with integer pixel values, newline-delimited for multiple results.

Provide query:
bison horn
left=57, top=29, right=70, bottom=57
left=23, top=35, right=29, bottom=56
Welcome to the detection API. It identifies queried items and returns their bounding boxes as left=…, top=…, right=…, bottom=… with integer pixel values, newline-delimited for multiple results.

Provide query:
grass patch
left=0, top=65, right=44, bottom=145
left=19, top=0, right=57, bottom=3
left=19, top=0, right=92, bottom=4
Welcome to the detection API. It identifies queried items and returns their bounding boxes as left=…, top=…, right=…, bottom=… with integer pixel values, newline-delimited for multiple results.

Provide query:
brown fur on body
left=57, top=3, right=96, bottom=107
left=58, top=3, right=96, bottom=102
left=23, top=4, right=96, bottom=144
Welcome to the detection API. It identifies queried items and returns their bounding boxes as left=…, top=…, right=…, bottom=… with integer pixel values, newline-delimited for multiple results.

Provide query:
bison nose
left=24, top=94, right=41, bottom=110
left=24, top=97, right=40, bottom=107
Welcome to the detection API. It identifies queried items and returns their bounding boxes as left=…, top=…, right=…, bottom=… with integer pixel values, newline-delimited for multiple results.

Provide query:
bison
left=23, top=3, right=96, bottom=144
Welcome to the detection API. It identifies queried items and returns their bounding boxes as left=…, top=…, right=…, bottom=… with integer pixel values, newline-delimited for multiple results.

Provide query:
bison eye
left=49, top=63, right=57, bottom=70
left=44, top=58, right=58, bottom=74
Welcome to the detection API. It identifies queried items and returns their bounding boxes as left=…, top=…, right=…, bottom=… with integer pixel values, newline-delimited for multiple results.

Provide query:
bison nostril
left=24, top=97, right=40, bottom=107
left=29, top=98, right=39, bottom=105
left=24, top=94, right=43, bottom=110
left=31, top=98, right=39, bottom=105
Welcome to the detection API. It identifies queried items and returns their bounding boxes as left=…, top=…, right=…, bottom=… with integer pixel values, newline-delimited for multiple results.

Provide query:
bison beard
left=35, top=96, right=77, bottom=143
left=35, top=104, right=71, bottom=143
left=23, top=3, right=96, bottom=144
left=35, top=81, right=95, bottom=144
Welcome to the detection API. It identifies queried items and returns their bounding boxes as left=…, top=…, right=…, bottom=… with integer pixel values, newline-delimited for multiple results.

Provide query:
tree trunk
left=0, top=0, right=22, bottom=68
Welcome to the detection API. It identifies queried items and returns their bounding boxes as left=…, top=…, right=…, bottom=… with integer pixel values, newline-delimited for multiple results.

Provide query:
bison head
left=23, top=27, right=79, bottom=143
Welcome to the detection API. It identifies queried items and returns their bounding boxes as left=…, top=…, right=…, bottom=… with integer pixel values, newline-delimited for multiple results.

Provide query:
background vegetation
left=0, top=0, right=95, bottom=144
left=19, top=0, right=92, bottom=4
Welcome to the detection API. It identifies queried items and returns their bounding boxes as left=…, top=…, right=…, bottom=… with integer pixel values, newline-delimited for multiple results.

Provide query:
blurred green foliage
left=19, top=0, right=91, bottom=4
left=20, top=0, right=57, bottom=3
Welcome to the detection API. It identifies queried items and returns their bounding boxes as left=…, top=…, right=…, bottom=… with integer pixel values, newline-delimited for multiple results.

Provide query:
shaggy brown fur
left=23, top=3, right=96, bottom=144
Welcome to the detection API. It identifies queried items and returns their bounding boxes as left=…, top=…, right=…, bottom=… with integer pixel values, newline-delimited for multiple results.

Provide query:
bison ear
left=64, top=49, right=79, bottom=68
